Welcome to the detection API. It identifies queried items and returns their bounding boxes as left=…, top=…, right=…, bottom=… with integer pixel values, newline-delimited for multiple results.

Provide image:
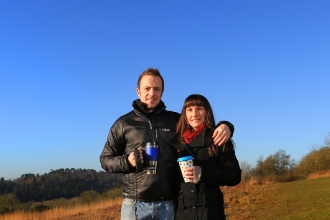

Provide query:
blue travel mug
left=145, top=142, right=159, bottom=174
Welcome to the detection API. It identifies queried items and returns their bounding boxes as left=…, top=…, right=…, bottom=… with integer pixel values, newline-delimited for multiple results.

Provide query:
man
left=100, top=68, right=234, bottom=220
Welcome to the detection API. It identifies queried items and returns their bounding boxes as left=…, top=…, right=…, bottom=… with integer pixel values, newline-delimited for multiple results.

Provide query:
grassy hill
left=223, top=176, right=330, bottom=220
left=1, top=176, right=330, bottom=220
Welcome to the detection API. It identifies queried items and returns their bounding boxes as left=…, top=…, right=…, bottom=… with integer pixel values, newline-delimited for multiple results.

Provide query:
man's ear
left=136, top=87, right=140, bottom=98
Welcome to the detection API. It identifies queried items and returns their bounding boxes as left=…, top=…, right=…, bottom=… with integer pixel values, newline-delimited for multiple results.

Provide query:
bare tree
left=324, top=132, right=330, bottom=146
left=240, top=160, right=252, bottom=180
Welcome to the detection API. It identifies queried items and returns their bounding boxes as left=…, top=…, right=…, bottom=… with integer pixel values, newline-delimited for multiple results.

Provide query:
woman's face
left=185, top=105, right=206, bottom=130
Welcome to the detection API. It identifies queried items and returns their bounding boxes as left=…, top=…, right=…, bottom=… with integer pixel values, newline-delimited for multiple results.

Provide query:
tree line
left=240, top=132, right=330, bottom=182
left=0, top=168, right=122, bottom=204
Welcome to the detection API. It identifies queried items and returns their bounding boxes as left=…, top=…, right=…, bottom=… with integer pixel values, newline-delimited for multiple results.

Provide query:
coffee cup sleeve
left=193, top=166, right=202, bottom=184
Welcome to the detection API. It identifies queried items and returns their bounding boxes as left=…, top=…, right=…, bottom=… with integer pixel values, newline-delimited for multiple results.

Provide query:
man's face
left=136, top=75, right=163, bottom=112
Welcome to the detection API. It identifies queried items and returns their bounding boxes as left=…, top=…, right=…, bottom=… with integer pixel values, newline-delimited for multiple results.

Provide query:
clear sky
left=1, top=1, right=329, bottom=180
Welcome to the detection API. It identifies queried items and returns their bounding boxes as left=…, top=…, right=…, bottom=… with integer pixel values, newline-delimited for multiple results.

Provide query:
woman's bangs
left=184, top=97, right=204, bottom=108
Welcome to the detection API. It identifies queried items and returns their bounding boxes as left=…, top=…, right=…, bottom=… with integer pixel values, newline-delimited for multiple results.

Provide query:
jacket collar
left=189, top=128, right=206, bottom=147
left=132, top=99, right=165, bottom=117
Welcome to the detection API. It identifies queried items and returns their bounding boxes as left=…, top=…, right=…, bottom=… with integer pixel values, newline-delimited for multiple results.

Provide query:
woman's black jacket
left=167, top=127, right=241, bottom=219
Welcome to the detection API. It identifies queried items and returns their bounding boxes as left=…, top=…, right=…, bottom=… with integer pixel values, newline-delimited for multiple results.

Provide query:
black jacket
left=100, top=100, right=180, bottom=201
left=168, top=127, right=241, bottom=220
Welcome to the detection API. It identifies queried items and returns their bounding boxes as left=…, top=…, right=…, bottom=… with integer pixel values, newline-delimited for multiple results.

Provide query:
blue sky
left=1, top=1, right=329, bottom=180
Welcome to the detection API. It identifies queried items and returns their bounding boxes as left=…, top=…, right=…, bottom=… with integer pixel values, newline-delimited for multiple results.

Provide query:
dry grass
left=2, top=173, right=330, bottom=220
left=0, top=198, right=122, bottom=220
left=307, top=169, right=330, bottom=179
left=0, top=181, right=259, bottom=220
left=221, top=178, right=274, bottom=220
left=0, top=180, right=280, bottom=220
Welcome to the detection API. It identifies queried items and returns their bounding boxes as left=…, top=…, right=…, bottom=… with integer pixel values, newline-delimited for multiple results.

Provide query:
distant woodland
left=0, top=168, right=122, bottom=203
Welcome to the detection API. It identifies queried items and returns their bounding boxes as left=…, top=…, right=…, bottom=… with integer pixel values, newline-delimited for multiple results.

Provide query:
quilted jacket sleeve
left=99, top=119, right=133, bottom=174
left=200, top=139, right=241, bottom=186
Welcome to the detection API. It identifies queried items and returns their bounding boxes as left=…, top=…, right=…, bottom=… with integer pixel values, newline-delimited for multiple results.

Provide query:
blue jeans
left=120, top=198, right=175, bottom=220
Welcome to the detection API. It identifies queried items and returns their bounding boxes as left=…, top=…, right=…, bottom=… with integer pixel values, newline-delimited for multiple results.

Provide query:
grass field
left=1, top=176, right=330, bottom=220
left=223, top=176, right=330, bottom=220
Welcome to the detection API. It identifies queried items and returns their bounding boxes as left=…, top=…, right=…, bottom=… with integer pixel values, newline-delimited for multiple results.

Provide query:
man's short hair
left=137, top=68, right=164, bottom=92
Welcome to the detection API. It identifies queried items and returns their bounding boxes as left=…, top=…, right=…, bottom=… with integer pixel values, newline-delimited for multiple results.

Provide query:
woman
left=168, top=94, right=241, bottom=220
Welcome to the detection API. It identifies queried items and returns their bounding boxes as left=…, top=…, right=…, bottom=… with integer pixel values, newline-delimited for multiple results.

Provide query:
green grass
left=226, top=177, right=330, bottom=220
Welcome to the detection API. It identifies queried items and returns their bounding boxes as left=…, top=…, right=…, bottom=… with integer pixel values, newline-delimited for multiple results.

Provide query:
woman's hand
left=183, top=167, right=194, bottom=182
left=184, top=167, right=202, bottom=184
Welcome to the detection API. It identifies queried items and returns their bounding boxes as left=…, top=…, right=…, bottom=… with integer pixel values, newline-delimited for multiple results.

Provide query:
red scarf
left=183, top=124, right=206, bottom=144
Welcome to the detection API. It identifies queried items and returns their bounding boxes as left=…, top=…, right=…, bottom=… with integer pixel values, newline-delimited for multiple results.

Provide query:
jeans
left=120, top=198, right=175, bottom=220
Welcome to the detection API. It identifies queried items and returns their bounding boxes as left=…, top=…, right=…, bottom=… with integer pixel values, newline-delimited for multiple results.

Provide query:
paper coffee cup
left=177, top=156, right=194, bottom=183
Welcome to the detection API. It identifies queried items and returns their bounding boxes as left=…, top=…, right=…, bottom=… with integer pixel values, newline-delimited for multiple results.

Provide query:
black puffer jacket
left=100, top=100, right=180, bottom=201
left=168, top=127, right=241, bottom=220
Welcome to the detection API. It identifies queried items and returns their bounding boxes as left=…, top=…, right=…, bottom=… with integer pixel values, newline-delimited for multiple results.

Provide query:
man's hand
left=128, top=147, right=144, bottom=167
left=212, top=124, right=231, bottom=146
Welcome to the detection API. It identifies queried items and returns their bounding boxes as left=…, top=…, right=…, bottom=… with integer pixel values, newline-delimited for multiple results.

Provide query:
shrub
left=100, top=187, right=122, bottom=200
left=251, top=150, right=296, bottom=179
left=79, top=190, right=99, bottom=204
left=0, top=207, right=10, bottom=215
left=295, top=146, right=330, bottom=178
left=32, top=204, right=49, bottom=212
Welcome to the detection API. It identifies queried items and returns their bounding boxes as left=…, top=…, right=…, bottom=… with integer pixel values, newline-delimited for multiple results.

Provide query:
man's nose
left=149, top=88, right=155, bottom=96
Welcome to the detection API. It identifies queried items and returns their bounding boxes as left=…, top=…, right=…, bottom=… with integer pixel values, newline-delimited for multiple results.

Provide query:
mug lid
left=177, top=155, right=194, bottom=162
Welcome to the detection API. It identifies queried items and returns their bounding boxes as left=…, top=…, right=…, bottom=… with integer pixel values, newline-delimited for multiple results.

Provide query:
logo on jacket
left=161, top=128, right=170, bottom=132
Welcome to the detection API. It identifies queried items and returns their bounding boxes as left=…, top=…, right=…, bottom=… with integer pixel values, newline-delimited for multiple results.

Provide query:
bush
left=0, top=207, right=10, bottom=215
left=32, top=204, right=49, bottom=212
left=295, top=146, right=330, bottom=178
left=275, top=172, right=298, bottom=183
left=79, top=190, right=99, bottom=204
left=100, top=187, right=122, bottom=200
left=0, top=193, right=19, bottom=213
left=251, top=150, right=296, bottom=178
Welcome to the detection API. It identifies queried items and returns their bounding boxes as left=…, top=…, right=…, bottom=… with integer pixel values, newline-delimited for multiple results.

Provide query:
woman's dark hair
left=175, top=94, right=219, bottom=156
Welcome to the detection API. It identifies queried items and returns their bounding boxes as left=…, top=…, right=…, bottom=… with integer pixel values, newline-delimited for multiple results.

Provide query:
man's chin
left=147, top=101, right=160, bottom=107
left=146, top=105, right=156, bottom=110
left=146, top=103, right=158, bottom=112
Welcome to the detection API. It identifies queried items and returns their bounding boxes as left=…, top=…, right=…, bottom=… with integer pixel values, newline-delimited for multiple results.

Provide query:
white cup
left=177, top=156, right=194, bottom=183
